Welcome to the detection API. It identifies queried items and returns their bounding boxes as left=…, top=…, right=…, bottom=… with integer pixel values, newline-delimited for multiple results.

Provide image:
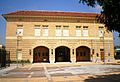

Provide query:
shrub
left=10, top=59, right=31, bottom=64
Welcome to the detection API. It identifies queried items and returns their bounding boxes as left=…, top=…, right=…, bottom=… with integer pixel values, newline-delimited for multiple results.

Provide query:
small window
left=76, top=26, right=81, bottom=36
left=56, top=26, right=61, bottom=36
left=56, top=27, right=61, bottom=29
left=63, top=26, right=69, bottom=36
left=42, top=25, right=48, bottom=36
left=63, top=26, right=69, bottom=29
left=63, top=29, right=69, bottom=36
left=34, top=28, right=40, bottom=36
left=83, top=26, right=88, bottom=37
left=99, top=26, right=104, bottom=37
left=76, top=26, right=81, bottom=29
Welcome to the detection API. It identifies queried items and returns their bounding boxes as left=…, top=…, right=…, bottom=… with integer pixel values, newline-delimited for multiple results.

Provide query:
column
left=30, top=49, right=33, bottom=63
left=90, top=49, right=93, bottom=62
left=50, top=48, right=55, bottom=63
left=71, top=48, right=76, bottom=63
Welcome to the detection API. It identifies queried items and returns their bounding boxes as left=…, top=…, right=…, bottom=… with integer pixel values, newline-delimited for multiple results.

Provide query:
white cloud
left=95, top=5, right=102, bottom=10
left=88, top=5, right=102, bottom=13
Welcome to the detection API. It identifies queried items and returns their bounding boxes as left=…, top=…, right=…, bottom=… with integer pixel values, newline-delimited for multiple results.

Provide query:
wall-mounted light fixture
left=92, top=49, right=94, bottom=54
left=29, top=49, right=31, bottom=55
left=72, top=49, right=74, bottom=55
left=96, top=53, right=99, bottom=57
left=108, top=53, right=110, bottom=56
left=51, top=49, right=53, bottom=55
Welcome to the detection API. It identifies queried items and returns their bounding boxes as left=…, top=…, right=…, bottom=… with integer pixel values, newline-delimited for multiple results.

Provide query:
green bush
left=10, top=59, right=31, bottom=64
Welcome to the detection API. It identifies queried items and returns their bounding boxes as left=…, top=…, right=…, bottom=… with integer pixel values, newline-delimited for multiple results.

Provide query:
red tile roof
left=3, top=10, right=99, bottom=17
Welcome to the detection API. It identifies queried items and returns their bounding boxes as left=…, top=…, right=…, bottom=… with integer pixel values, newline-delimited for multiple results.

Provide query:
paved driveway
left=0, top=63, right=120, bottom=82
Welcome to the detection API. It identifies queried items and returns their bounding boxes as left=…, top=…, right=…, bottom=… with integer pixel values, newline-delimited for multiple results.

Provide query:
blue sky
left=0, top=0, right=119, bottom=46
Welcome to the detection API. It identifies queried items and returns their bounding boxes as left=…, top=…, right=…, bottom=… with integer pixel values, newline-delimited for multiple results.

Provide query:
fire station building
left=2, top=10, right=115, bottom=63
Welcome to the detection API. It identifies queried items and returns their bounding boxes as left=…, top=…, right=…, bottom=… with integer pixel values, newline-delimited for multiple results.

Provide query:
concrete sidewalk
left=0, top=63, right=120, bottom=82
left=0, top=64, right=18, bottom=75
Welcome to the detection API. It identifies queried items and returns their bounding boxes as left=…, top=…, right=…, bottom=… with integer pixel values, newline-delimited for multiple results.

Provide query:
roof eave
left=3, top=14, right=96, bottom=19
left=2, top=14, right=8, bottom=20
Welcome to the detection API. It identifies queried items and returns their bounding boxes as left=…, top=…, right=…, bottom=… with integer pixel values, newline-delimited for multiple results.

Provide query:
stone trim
left=6, top=36, right=113, bottom=40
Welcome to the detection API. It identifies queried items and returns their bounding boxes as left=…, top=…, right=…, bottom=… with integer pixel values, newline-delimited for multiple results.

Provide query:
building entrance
left=76, top=46, right=90, bottom=62
left=33, top=46, right=49, bottom=63
left=55, top=46, right=70, bottom=62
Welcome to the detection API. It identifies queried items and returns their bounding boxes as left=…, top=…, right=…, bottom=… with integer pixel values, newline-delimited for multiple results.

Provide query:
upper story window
left=42, top=25, right=48, bottom=36
left=76, top=26, right=81, bottom=36
left=17, top=25, right=23, bottom=36
left=35, top=28, right=41, bottom=36
left=83, top=26, right=88, bottom=37
left=63, top=26, right=69, bottom=36
left=99, top=26, right=104, bottom=37
left=34, top=25, right=40, bottom=36
left=56, top=25, right=61, bottom=36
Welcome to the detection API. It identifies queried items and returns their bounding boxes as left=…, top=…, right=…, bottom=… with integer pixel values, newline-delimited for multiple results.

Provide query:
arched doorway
left=55, top=46, right=70, bottom=62
left=33, top=46, right=49, bottom=63
left=76, top=46, right=90, bottom=62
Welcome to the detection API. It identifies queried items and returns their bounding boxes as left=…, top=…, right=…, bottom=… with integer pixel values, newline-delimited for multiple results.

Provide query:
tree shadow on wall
left=84, top=74, right=120, bottom=82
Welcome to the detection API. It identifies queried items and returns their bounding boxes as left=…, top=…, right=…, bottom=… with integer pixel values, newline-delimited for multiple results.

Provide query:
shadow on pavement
left=84, top=74, right=120, bottom=82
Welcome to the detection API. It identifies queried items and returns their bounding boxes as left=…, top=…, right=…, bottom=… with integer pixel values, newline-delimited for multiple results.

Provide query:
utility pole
left=16, top=35, right=19, bottom=68
left=16, top=32, right=21, bottom=68
left=108, top=31, right=110, bottom=62
left=102, top=31, right=105, bottom=64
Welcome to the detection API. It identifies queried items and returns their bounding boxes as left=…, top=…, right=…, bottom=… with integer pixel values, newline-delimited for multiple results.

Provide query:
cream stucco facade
left=3, top=11, right=115, bottom=63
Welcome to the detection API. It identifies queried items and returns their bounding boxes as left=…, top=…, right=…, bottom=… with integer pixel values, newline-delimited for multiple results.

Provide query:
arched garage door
left=33, top=46, right=49, bottom=63
left=76, top=46, right=90, bottom=62
left=55, top=46, right=70, bottom=62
